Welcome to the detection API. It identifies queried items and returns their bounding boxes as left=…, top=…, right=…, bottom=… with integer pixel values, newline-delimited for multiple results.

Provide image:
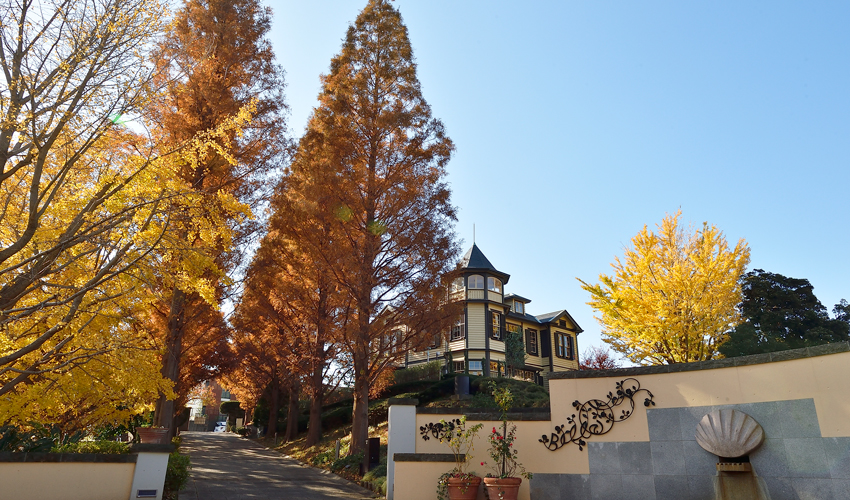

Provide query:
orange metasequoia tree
left=293, top=0, right=462, bottom=455
left=145, top=0, right=288, bottom=433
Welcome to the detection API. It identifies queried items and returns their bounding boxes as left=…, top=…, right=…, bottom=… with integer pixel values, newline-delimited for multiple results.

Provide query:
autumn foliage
left=579, top=210, right=751, bottom=365
left=0, top=0, right=253, bottom=425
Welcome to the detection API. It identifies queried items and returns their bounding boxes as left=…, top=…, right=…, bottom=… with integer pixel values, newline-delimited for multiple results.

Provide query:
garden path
left=178, top=431, right=376, bottom=500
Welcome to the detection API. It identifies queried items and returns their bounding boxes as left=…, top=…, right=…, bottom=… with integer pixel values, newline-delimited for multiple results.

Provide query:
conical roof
left=458, top=244, right=510, bottom=282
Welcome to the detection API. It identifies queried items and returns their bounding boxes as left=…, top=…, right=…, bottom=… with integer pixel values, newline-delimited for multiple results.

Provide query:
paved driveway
left=178, top=431, right=377, bottom=500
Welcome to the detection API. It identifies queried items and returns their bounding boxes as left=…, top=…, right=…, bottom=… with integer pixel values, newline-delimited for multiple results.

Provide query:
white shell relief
left=695, top=409, right=765, bottom=458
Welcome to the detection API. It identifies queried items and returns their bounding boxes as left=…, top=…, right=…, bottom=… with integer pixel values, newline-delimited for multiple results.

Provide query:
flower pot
left=447, top=475, right=482, bottom=500
left=483, top=477, right=522, bottom=500
left=136, top=427, right=169, bottom=444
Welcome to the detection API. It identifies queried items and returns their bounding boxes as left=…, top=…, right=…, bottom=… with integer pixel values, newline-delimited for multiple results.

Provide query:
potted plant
left=135, top=424, right=169, bottom=444
left=481, top=387, right=532, bottom=500
left=435, top=416, right=484, bottom=500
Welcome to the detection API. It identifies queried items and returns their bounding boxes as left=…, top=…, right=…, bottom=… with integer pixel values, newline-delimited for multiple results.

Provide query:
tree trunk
left=267, top=374, right=280, bottom=439
left=155, top=288, right=186, bottom=438
left=306, top=364, right=323, bottom=446
left=349, top=342, right=370, bottom=456
left=285, top=377, right=300, bottom=442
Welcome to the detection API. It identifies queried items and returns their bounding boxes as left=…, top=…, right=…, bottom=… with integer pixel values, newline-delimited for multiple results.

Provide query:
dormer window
left=513, top=301, right=524, bottom=314
left=487, top=277, right=502, bottom=294
left=468, top=275, right=484, bottom=289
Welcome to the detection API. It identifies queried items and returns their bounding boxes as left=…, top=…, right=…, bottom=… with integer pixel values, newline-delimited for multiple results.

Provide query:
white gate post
left=386, top=397, right=418, bottom=500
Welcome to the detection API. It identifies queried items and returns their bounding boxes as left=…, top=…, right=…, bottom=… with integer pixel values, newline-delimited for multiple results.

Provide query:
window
left=468, top=275, right=484, bottom=289
left=507, top=323, right=522, bottom=339
left=491, top=311, right=502, bottom=340
left=453, top=360, right=465, bottom=372
left=468, top=360, right=483, bottom=373
left=490, top=360, right=501, bottom=376
left=555, top=332, right=573, bottom=359
left=526, top=328, right=538, bottom=355
left=513, top=301, right=524, bottom=314
left=451, top=277, right=464, bottom=294
left=487, top=277, right=502, bottom=294
left=450, top=316, right=465, bottom=341
left=430, top=333, right=442, bottom=348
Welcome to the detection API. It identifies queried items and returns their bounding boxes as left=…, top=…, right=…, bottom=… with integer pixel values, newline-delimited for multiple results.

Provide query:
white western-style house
left=402, top=244, right=582, bottom=386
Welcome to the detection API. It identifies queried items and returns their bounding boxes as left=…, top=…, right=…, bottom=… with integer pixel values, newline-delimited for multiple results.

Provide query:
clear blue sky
left=267, top=1, right=850, bottom=360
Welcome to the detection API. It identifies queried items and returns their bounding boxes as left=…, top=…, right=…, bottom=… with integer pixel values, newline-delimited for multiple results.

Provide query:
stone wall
left=531, top=399, right=850, bottom=500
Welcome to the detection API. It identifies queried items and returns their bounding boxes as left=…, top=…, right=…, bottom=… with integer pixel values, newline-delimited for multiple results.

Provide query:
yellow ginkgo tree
left=578, top=210, right=750, bottom=365
left=0, top=0, right=253, bottom=426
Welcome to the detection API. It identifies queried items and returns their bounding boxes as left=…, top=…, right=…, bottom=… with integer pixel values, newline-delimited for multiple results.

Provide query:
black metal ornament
left=539, top=378, right=655, bottom=451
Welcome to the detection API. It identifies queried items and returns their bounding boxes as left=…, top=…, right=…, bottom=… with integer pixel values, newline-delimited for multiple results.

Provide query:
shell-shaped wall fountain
left=695, top=409, right=764, bottom=458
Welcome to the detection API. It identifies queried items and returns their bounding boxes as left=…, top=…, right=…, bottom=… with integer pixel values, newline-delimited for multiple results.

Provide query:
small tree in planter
left=433, top=416, right=483, bottom=500
left=481, top=387, right=532, bottom=500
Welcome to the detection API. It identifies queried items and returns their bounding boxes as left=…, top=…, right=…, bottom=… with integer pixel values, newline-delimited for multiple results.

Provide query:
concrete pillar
left=128, top=444, right=173, bottom=500
left=386, top=397, right=418, bottom=500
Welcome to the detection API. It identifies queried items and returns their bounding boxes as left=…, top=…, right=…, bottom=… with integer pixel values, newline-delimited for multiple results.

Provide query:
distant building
left=403, top=244, right=582, bottom=385
left=186, top=379, right=231, bottom=430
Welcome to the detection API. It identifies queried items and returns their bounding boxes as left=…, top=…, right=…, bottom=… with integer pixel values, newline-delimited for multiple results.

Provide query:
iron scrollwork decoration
left=540, top=378, right=655, bottom=451
left=420, top=417, right=464, bottom=441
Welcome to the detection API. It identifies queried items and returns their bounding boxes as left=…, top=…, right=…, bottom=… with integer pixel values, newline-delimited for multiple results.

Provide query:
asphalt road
left=178, top=431, right=377, bottom=500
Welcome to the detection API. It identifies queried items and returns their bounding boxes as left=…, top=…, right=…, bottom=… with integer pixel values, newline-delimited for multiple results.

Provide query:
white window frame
left=468, top=275, right=484, bottom=289
left=451, top=277, right=464, bottom=294
left=450, top=316, right=465, bottom=341
left=487, top=277, right=502, bottom=293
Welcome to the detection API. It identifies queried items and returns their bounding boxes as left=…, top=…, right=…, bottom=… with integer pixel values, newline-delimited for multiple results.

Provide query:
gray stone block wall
left=530, top=399, right=850, bottom=500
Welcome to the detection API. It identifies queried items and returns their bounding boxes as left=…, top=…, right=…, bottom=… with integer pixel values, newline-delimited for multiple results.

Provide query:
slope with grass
left=251, top=374, right=549, bottom=495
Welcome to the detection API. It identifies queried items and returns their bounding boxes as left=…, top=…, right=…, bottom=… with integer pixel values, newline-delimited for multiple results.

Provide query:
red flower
left=480, top=462, right=485, bottom=466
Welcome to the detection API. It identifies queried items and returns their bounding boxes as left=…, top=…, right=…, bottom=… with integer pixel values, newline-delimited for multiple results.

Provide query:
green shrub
left=363, top=462, right=386, bottom=481
left=163, top=451, right=191, bottom=500
left=312, top=449, right=335, bottom=466
left=393, top=360, right=442, bottom=385
left=52, top=441, right=130, bottom=454
left=321, top=406, right=352, bottom=429
left=0, top=423, right=82, bottom=453
left=330, top=452, right=363, bottom=473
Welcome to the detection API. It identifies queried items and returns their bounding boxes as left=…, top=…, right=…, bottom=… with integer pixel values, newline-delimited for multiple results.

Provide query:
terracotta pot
left=483, top=477, right=522, bottom=500
left=136, top=427, right=169, bottom=444
left=447, top=475, right=482, bottom=500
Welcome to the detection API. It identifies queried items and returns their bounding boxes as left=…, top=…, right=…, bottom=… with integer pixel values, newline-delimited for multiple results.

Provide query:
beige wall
left=467, top=303, right=486, bottom=349
left=396, top=350, right=850, bottom=499
left=0, top=463, right=135, bottom=500
left=394, top=461, right=489, bottom=500
left=549, top=350, right=850, bottom=441
left=416, top=413, right=589, bottom=475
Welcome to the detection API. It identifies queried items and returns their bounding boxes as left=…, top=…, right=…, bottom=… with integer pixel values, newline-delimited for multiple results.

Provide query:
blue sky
left=267, top=1, right=850, bottom=360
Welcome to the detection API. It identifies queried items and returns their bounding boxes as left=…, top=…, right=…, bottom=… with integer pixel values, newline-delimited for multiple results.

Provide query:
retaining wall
left=388, top=342, right=850, bottom=500
left=0, top=443, right=173, bottom=500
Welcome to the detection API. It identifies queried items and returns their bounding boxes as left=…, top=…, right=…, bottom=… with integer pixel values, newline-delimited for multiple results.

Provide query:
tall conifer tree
left=147, top=0, right=288, bottom=432
left=296, top=0, right=460, bottom=454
